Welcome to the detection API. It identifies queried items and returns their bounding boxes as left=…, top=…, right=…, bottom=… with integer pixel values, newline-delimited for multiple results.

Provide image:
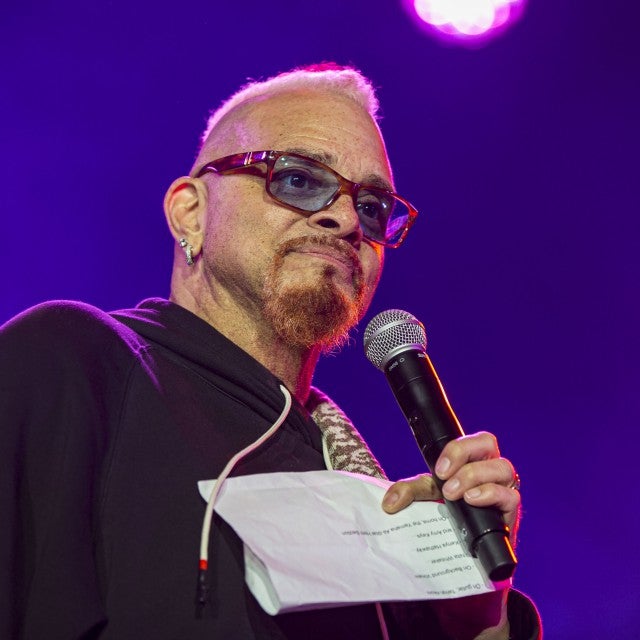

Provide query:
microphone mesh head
left=363, top=309, right=427, bottom=370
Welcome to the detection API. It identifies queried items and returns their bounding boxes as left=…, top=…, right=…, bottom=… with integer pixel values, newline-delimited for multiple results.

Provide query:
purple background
left=2, top=1, right=638, bottom=636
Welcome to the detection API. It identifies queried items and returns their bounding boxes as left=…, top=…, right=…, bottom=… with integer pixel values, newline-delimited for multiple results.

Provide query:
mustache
left=275, top=235, right=362, bottom=275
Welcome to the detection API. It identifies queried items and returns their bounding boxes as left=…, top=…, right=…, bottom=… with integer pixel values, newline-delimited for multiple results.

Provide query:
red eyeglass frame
left=195, top=150, right=418, bottom=248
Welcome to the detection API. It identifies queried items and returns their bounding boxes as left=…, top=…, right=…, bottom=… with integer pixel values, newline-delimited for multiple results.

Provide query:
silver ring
left=509, top=472, right=521, bottom=492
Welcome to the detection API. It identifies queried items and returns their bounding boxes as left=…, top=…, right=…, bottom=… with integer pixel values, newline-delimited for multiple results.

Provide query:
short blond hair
left=199, top=63, right=380, bottom=151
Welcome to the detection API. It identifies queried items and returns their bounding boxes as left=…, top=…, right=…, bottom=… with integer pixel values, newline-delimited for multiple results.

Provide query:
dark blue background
left=2, top=1, right=638, bottom=636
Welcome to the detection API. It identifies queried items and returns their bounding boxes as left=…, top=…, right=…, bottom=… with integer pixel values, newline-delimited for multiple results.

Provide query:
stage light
left=405, top=0, right=526, bottom=46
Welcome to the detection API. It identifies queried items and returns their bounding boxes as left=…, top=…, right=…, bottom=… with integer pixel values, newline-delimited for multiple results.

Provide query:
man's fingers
left=380, top=429, right=522, bottom=545
left=434, top=432, right=501, bottom=480
left=381, top=470, right=521, bottom=544
left=440, top=458, right=516, bottom=500
left=461, top=483, right=521, bottom=536
left=382, top=474, right=442, bottom=514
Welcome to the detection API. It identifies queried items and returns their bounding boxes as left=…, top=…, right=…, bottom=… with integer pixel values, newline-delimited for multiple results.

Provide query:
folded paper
left=198, top=470, right=508, bottom=615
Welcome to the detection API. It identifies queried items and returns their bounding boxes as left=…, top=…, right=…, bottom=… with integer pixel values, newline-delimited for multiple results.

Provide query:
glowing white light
left=411, top=0, right=526, bottom=43
left=414, top=0, right=448, bottom=25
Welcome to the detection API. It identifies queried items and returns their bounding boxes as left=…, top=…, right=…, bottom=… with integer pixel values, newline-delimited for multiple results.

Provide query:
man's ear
left=163, top=176, right=207, bottom=253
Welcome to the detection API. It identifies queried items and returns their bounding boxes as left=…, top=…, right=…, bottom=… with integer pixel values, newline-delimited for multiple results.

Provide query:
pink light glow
left=407, top=0, right=526, bottom=45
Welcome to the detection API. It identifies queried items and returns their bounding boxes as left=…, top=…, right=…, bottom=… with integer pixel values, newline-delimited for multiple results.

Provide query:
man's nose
left=305, top=194, right=363, bottom=248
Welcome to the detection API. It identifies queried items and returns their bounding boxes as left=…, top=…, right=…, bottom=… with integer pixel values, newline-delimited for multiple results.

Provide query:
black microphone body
left=365, top=311, right=517, bottom=582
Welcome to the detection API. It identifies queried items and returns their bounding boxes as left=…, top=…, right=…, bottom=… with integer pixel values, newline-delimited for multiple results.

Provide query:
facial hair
left=262, top=235, right=367, bottom=351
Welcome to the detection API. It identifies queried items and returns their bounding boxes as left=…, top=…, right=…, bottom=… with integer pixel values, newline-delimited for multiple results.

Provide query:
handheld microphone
left=364, top=309, right=517, bottom=582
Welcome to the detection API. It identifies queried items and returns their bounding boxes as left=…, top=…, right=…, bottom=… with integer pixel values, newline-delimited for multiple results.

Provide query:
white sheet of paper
left=198, top=470, right=508, bottom=615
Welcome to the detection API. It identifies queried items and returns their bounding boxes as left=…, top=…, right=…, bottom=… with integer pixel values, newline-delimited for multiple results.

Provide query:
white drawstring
left=196, top=384, right=292, bottom=604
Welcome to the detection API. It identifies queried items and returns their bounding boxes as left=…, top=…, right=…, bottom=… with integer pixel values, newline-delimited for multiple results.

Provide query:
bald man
left=0, top=64, right=540, bottom=639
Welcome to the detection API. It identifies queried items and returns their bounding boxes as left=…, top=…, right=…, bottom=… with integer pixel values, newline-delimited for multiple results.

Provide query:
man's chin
left=263, top=266, right=364, bottom=351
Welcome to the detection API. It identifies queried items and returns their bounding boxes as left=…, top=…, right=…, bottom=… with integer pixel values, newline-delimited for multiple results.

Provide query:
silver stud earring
left=179, top=238, right=194, bottom=266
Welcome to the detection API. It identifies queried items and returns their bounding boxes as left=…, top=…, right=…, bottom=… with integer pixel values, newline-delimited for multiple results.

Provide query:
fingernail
left=442, top=478, right=460, bottom=493
left=435, top=457, right=451, bottom=477
left=383, top=492, right=399, bottom=507
left=465, top=488, right=482, bottom=499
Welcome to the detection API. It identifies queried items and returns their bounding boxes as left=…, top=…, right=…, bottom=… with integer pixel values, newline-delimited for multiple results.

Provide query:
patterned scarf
left=306, top=386, right=387, bottom=480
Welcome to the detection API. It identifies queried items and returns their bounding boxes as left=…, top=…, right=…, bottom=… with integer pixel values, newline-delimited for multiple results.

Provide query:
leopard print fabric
left=306, top=386, right=386, bottom=480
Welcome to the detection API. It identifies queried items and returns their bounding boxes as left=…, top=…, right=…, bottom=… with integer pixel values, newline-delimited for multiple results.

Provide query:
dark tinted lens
left=269, top=156, right=339, bottom=211
left=356, top=188, right=409, bottom=245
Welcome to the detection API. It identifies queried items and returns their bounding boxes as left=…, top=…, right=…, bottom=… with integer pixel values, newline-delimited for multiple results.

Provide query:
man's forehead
left=241, top=93, right=368, bottom=136
left=199, top=89, right=393, bottom=184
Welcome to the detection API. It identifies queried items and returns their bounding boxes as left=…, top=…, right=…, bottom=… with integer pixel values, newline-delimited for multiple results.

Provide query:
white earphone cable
left=196, top=384, right=292, bottom=604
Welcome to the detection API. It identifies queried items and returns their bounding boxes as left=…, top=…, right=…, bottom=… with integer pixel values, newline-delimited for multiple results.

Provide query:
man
left=0, top=64, right=540, bottom=638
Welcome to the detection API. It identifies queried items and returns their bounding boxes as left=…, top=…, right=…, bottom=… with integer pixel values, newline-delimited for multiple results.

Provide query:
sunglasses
left=195, top=150, right=418, bottom=248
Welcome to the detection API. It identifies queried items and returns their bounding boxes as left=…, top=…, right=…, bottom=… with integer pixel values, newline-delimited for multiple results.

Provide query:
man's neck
left=170, top=286, right=320, bottom=405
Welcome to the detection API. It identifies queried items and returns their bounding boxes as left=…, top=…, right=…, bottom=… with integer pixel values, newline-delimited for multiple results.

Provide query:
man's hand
left=381, top=431, right=521, bottom=640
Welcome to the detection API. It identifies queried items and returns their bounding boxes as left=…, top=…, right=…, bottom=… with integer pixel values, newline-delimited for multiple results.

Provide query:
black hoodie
left=0, top=298, right=540, bottom=639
